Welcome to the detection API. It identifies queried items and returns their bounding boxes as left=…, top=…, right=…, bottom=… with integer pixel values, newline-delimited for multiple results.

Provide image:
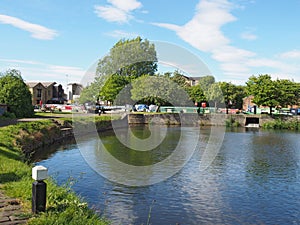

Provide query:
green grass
left=225, top=117, right=240, bottom=127
left=0, top=120, right=110, bottom=225
left=262, top=118, right=300, bottom=130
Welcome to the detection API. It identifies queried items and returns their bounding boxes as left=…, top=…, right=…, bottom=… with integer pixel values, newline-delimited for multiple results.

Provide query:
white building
left=67, top=83, right=83, bottom=102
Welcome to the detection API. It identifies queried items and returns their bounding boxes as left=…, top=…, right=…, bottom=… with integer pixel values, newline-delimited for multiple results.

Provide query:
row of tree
left=81, top=37, right=300, bottom=110
left=1, top=37, right=299, bottom=119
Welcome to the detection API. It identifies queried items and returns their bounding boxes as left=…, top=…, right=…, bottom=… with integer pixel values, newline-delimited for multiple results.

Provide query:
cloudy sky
left=1, top=0, right=300, bottom=87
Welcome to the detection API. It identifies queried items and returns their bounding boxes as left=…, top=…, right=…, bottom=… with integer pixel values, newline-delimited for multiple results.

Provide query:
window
left=37, top=89, right=42, bottom=98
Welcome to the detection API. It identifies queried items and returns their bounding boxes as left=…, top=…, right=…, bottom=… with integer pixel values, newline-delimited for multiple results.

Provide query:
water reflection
left=97, top=126, right=180, bottom=166
left=247, top=132, right=299, bottom=181
left=37, top=126, right=300, bottom=224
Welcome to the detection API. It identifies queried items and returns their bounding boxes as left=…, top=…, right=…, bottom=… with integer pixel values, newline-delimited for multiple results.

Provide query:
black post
left=32, top=180, right=47, bottom=214
left=226, top=83, right=229, bottom=114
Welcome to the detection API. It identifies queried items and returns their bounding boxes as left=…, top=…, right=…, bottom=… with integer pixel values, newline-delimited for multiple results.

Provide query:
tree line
left=80, top=37, right=300, bottom=110
left=1, top=37, right=299, bottom=119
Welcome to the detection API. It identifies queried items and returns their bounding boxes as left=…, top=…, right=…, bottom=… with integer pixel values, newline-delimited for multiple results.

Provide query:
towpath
left=0, top=191, right=29, bottom=224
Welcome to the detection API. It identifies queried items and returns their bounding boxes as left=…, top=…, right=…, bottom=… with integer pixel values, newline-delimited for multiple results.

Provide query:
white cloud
left=0, top=58, right=85, bottom=87
left=246, top=58, right=299, bottom=74
left=108, top=0, right=142, bottom=12
left=0, top=58, right=40, bottom=65
left=278, top=50, right=300, bottom=59
left=0, top=14, right=58, bottom=40
left=152, top=0, right=300, bottom=83
left=212, top=46, right=256, bottom=63
left=105, top=30, right=139, bottom=39
left=154, top=0, right=236, bottom=52
left=94, top=0, right=142, bottom=23
left=241, top=31, right=257, bottom=40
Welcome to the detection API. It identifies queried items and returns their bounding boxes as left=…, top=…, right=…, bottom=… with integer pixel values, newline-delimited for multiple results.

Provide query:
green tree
left=0, top=69, right=33, bottom=118
left=207, top=82, right=224, bottom=108
left=99, top=74, right=130, bottom=104
left=198, top=75, right=215, bottom=95
left=187, top=84, right=206, bottom=104
left=219, top=82, right=246, bottom=110
left=96, top=37, right=157, bottom=78
left=131, top=75, right=189, bottom=106
left=170, top=70, right=190, bottom=89
left=233, top=85, right=246, bottom=109
left=78, top=82, right=99, bottom=104
left=275, top=79, right=299, bottom=107
left=94, top=37, right=158, bottom=104
left=246, top=74, right=279, bottom=114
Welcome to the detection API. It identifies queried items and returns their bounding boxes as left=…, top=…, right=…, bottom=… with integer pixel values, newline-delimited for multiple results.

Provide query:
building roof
left=187, top=76, right=202, bottom=80
left=26, top=82, right=43, bottom=88
left=67, top=83, right=83, bottom=86
left=26, top=82, right=57, bottom=88
left=42, top=82, right=56, bottom=87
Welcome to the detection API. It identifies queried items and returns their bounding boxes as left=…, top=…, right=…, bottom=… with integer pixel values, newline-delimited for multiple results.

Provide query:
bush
left=225, top=117, right=240, bottom=127
left=0, top=69, right=34, bottom=118
left=2, top=111, right=16, bottom=118
left=262, top=119, right=300, bottom=130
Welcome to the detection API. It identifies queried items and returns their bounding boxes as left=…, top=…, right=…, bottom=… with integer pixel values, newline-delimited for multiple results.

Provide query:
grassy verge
left=0, top=119, right=110, bottom=224
left=225, top=116, right=240, bottom=127
left=262, top=118, right=300, bottom=130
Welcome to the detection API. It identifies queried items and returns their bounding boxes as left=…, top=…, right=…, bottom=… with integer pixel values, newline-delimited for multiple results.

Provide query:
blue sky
left=1, top=0, right=300, bottom=88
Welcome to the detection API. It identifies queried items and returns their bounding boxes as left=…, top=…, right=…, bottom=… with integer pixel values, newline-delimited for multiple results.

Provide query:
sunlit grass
left=0, top=120, right=110, bottom=224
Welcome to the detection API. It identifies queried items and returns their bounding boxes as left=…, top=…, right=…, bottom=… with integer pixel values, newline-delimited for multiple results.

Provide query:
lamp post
left=226, top=83, right=229, bottom=114
left=32, top=165, right=48, bottom=214
left=66, top=74, right=69, bottom=101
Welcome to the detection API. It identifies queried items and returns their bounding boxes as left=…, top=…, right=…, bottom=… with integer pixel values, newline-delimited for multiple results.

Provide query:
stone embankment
left=128, top=113, right=233, bottom=126
left=127, top=113, right=300, bottom=127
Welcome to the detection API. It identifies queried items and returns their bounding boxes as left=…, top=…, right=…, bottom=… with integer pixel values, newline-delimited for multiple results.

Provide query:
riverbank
left=128, top=113, right=300, bottom=129
left=0, top=117, right=113, bottom=225
left=1, top=113, right=298, bottom=223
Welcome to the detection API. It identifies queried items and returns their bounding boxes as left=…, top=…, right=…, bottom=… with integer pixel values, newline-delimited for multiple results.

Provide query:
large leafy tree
left=99, top=74, right=130, bottom=103
left=275, top=79, right=299, bottom=107
left=84, top=37, right=158, bottom=104
left=233, top=85, right=246, bottom=109
left=219, top=82, right=246, bottom=110
left=0, top=69, right=33, bottom=118
left=131, top=75, right=190, bottom=106
left=78, top=82, right=100, bottom=104
left=187, top=84, right=207, bottom=104
left=96, top=36, right=157, bottom=78
left=198, top=75, right=215, bottom=94
left=207, top=82, right=224, bottom=108
left=246, top=74, right=279, bottom=114
left=170, top=70, right=190, bottom=89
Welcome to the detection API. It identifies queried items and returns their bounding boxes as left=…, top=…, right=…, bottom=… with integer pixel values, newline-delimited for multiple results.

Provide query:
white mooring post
left=32, top=165, right=48, bottom=214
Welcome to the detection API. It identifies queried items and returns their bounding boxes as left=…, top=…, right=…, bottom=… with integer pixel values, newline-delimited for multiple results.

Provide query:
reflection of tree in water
left=246, top=132, right=298, bottom=182
left=129, top=125, right=151, bottom=140
left=97, top=125, right=181, bottom=166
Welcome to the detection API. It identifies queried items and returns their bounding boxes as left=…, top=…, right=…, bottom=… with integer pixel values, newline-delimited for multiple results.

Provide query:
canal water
left=36, top=126, right=300, bottom=225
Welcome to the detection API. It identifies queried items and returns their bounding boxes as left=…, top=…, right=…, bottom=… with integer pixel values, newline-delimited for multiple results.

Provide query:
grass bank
left=0, top=117, right=114, bottom=224
left=262, top=117, right=300, bottom=130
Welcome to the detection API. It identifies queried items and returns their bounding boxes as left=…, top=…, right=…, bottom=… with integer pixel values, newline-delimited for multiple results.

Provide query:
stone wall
left=128, top=113, right=229, bottom=126
left=128, top=113, right=300, bottom=127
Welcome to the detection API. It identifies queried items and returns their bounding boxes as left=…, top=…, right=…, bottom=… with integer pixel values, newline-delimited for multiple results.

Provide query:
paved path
left=0, top=191, right=29, bottom=224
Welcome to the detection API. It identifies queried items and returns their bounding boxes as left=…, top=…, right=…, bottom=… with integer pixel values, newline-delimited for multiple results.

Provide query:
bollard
left=32, top=165, right=48, bottom=214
